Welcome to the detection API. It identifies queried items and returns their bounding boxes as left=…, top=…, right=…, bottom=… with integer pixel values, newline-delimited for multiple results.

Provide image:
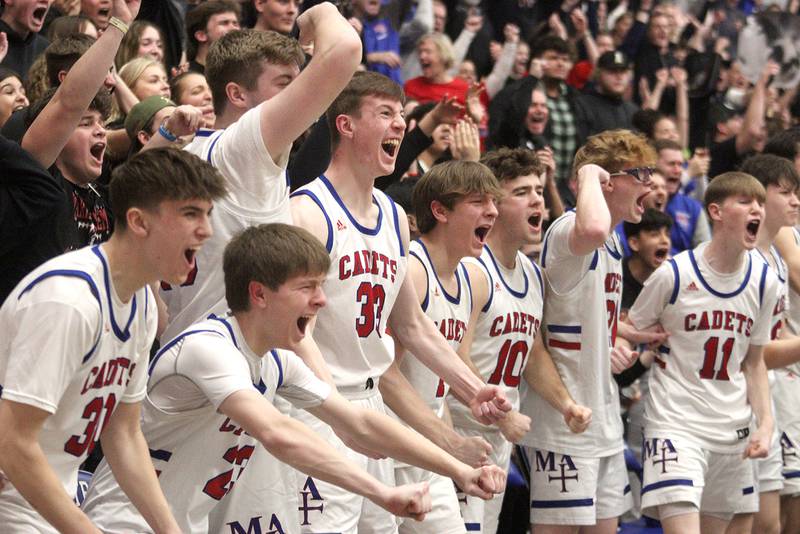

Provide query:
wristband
left=158, top=124, right=178, bottom=142
left=108, top=16, right=129, bottom=35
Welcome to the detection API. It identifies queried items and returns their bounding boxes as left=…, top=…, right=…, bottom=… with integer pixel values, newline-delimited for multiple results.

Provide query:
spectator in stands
left=118, top=56, right=169, bottom=100
left=574, top=51, right=639, bottom=144
left=0, top=0, right=51, bottom=80
left=114, top=19, right=164, bottom=69
left=405, top=32, right=469, bottom=105
left=764, top=127, right=800, bottom=173
left=170, top=71, right=214, bottom=128
left=708, top=61, right=778, bottom=177
left=0, top=66, right=27, bottom=128
left=531, top=34, right=579, bottom=182
left=46, top=13, right=97, bottom=40
left=124, top=94, right=175, bottom=154
left=79, top=0, right=110, bottom=31
left=654, top=138, right=711, bottom=255
left=185, top=0, right=240, bottom=75
left=251, top=0, right=300, bottom=34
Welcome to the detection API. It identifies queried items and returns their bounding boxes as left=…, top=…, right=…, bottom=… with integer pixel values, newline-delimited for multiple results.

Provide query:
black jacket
left=573, top=89, right=639, bottom=145
left=0, top=20, right=48, bottom=80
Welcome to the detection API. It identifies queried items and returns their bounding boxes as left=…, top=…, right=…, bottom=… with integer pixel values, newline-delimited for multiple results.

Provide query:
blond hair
left=572, top=129, right=656, bottom=177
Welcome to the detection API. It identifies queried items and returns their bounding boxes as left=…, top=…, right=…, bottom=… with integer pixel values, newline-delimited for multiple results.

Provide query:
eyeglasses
left=609, top=167, right=656, bottom=183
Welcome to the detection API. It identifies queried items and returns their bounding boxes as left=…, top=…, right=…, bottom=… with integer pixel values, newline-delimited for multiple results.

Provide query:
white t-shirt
left=0, top=245, right=155, bottom=532
left=82, top=314, right=330, bottom=533
left=521, top=211, right=625, bottom=456
left=629, top=243, right=776, bottom=452
left=161, top=103, right=292, bottom=342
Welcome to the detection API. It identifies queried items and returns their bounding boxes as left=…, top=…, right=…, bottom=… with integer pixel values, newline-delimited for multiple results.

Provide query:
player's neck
left=214, top=107, right=245, bottom=130
left=704, top=237, right=747, bottom=274
left=325, top=156, right=378, bottom=216
left=757, top=217, right=782, bottom=252
left=486, top=234, right=520, bottom=270
left=419, top=233, right=463, bottom=282
left=234, top=311, right=273, bottom=356
left=99, top=237, right=149, bottom=303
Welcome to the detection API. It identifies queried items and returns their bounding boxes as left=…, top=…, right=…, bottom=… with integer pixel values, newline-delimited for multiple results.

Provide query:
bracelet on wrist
left=108, top=16, right=129, bottom=35
left=158, top=124, right=178, bottom=142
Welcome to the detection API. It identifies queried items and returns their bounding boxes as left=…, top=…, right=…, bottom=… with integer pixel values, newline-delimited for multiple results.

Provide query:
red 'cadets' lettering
left=489, top=312, right=541, bottom=337
left=339, top=250, right=398, bottom=282
left=219, top=417, right=247, bottom=436
left=605, top=273, right=622, bottom=295
left=81, top=357, right=136, bottom=394
left=684, top=310, right=754, bottom=336
left=436, top=318, right=466, bottom=343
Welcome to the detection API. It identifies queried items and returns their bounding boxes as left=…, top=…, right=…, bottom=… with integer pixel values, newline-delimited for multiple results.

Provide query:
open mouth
left=528, top=213, right=542, bottom=229
left=98, top=8, right=111, bottom=19
left=636, top=193, right=649, bottom=211
left=381, top=139, right=400, bottom=157
left=89, top=142, right=106, bottom=163
left=474, top=225, right=490, bottom=243
left=296, top=315, right=312, bottom=334
left=32, top=7, right=47, bottom=24
left=746, top=219, right=760, bottom=239
left=654, top=247, right=669, bottom=261
left=184, top=248, right=197, bottom=266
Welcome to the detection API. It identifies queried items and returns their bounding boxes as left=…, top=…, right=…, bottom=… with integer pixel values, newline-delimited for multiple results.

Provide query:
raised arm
left=260, top=2, right=362, bottom=161
left=569, top=163, right=612, bottom=256
left=737, top=61, right=778, bottom=155
left=22, top=0, right=140, bottom=167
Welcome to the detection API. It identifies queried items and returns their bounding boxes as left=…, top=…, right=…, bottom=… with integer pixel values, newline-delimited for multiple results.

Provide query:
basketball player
left=725, top=155, right=799, bottom=534
left=82, top=223, right=506, bottom=533
left=525, top=130, right=660, bottom=534
left=628, top=172, right=777, bottom=534
left=159, top=2, right=362, bottom=350
left=286, top=72, right=511, bottom=533
left=386, top=160, right=502, bottom=534
left=452, top=147, right=594, bottom=534
left=0, top=149, right=226, bottom=533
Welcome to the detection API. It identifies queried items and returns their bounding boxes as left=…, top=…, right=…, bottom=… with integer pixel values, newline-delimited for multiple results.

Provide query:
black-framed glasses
left=609, top=167, right=656, bottom=183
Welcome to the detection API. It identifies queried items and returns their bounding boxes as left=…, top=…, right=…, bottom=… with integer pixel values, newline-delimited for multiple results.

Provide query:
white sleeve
left=543, top=215, right=596, bottom=294
left=207, top=104, right=290, bottom=210
left=627, top=262, right=675, bottom=331
left=751, top=272, right=780, bottom=347
left=121, top=289, right=159, bottom=403
left=2, top=278, right=100, bottom=413
left=274, top=350, right=331, bottom=409
left=175, top=333, right=260, bottom=409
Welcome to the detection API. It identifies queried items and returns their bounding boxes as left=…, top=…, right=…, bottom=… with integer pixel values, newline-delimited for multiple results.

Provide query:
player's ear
left=335, top=114, right=354, bottom=140
left=248, top=280, right=268, bottom=309
left=430, top=199, right=449, bottom=223
left=707, top=202, right=722, bottom=222
left=126, top=207, right=149, bottom=237
left=628, top=235, right=640, bottom=253
left=225, top=82, right=248, bottom=110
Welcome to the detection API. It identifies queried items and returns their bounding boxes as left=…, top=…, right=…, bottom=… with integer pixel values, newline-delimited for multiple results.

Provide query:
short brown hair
left=224, top=223, right=331, bottom=312
left=109, top=148, right=227, bottom=230
left=480, top=147, right=544, bottom=183
left=413, top=161, right=502, bottom=234
left=206, top=29, right=304, bottom=115
left=652, top=138, right=683, bottom=154
left=573, top=129, right=657, bottom=177
left=186, top=0, right=241, bottom=61
left=326, top=71, right=405, bottom=149
left=45, top=33, right=95, bottom=87
left=740, top=153, right=800, bottom=191
left=704, top=171, right=766, bottom=221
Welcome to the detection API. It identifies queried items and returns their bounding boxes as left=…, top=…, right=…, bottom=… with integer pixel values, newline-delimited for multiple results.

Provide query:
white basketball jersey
left=521, top=211, right=625, bottom=457
left=773, top=229, right=800, bottom=431
left=629, top=244, right=776, bottom=452
left=449, top=244, right=543, bottom=432
left=784, top=228, right=800, bottom=336
left=0, top=246, right=155, bottom=532
left=82, top=314, right=330, bottom=533
left=161, top=105, right=292, bottom=342
left=291, top=176, right=408, bottom=389
left=399, top=239, right=473, bottom=416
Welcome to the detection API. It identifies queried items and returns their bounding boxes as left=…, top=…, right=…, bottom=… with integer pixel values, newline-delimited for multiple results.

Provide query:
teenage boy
left=628, top=172, right=778, bottom=534
left=0, top=148, right=226, bottom=533
left=622, top=208, right=673, bottom=311
left=82, top=223, right=506, bottom=533
left=453, top=147, right=593, bottom=534
left=526, top=129, right=661, bottom=534
left=159, top=2, right=362, bottom=345
left=184, top=0, right=241, bottom=75
left=725, top=155, right=800, bottom=534
left=288, top=71, right=510, bottom=533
